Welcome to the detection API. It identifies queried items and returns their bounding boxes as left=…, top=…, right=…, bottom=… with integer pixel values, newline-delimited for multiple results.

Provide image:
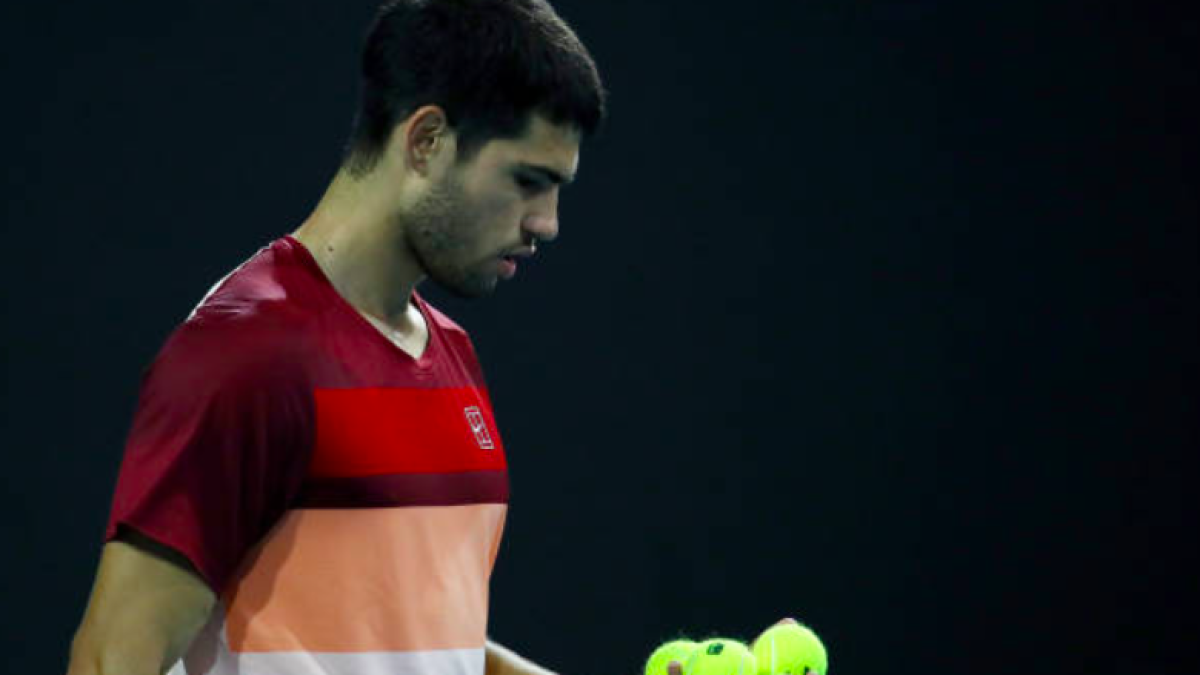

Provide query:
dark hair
left=342, top=0, right=607, bottom=176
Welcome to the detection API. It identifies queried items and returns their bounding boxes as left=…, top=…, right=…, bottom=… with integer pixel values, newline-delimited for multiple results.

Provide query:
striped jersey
left=104, top=235, right=510, bottom=675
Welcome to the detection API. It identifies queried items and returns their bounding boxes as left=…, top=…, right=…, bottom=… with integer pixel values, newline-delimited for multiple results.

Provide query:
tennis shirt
left=104, top=235, right=510, bottom=675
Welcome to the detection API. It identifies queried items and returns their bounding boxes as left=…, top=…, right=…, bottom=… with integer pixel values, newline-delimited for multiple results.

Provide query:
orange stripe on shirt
left=221, top=504, right=508, bottom=653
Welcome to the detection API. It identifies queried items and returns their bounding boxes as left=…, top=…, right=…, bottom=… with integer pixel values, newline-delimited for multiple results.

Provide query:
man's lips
left=497, top=246, right=535, bottom=280
left=494, top=243, right=537, bottom=278
left=498, top=256, right=517, bottom=279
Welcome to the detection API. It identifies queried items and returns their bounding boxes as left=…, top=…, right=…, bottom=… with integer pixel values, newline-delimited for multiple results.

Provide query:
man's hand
left=749, top=616, right=799, bottom=650
left=664, top=617, right=799, bottom=675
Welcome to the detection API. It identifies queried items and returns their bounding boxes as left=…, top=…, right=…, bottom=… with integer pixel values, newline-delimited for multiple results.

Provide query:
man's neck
left=292, top=171, right=426, bottom=332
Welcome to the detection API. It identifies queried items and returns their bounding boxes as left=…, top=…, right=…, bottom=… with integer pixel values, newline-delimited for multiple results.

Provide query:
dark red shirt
left=106, top=235, right=510, bottom=673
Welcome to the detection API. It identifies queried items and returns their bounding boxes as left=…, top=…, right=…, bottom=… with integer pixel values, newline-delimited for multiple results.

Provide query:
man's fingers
left=751, top=616, right=800, bottom=649
left=667, top=660, right=684, bottom=675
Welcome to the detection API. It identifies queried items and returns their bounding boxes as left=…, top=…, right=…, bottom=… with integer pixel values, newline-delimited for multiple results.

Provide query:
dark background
left=2, top=0, right=1196, bottom=673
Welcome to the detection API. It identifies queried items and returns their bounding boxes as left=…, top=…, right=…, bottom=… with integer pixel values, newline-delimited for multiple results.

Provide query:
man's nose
left=523, top=214, right=559, bottom=244
left=522, top=191, right=560, bottom=243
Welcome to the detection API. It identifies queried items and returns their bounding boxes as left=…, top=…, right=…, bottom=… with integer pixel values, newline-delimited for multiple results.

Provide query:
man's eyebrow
left=516, top=162, right=576, bottom=185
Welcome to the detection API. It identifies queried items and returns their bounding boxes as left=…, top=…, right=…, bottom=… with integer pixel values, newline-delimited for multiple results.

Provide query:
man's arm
left=487, top=639, right=558, bottom=675
left=66, top=530, right=216, bottom=675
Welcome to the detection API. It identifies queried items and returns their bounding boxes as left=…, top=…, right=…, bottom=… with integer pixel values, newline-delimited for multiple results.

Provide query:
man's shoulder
left=150, top=240, right=326, bottom=387
left=149, top=308, right=313, bottom=392
left=186, top=238, right=325, bottom=328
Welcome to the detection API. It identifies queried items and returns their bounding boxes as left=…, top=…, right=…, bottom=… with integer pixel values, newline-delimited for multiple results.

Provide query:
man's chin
left=443, top=285, right=494, bottom=300
left=431, top=271, right=497, bottom=300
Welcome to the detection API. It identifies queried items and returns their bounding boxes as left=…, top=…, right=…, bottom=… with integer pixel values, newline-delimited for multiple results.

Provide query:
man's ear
left=403, top=105, right=451, bottom=175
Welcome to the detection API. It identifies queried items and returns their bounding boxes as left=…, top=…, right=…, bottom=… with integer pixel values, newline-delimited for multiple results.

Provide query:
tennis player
left=65, top=1, right=605, bottom=674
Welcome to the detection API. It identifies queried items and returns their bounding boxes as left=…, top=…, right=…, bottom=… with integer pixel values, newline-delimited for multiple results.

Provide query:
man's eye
left=515, top=175, right=543, bottom=192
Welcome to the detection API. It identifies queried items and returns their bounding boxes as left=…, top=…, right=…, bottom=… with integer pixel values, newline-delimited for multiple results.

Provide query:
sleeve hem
left=104, top=519, right=225, bottom=594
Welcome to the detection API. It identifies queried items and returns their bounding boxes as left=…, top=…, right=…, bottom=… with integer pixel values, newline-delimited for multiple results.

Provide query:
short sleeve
left=104, top=317, right=315, bottom=594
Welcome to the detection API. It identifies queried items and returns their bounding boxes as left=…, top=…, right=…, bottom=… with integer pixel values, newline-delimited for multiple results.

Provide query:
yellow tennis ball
left=683, top=638, right=757, bottom=675
left=645, top=640, right=699, bottom=675
left=751, top=623, right=828, bottom=675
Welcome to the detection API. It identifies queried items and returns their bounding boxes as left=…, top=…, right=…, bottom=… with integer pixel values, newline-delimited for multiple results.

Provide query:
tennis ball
left=751, top=623, right=827, bottom=675
left=645, top=640, right=699, bottom=675
left=683, top=638, right=757, bottom=675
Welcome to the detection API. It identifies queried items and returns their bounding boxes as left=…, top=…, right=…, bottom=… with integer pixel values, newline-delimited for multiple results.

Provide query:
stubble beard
left=405, top=173, right=498, bottom=300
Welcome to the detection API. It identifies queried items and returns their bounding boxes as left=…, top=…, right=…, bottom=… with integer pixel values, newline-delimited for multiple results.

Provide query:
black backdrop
left=2, top=1, right=1196, bottom=674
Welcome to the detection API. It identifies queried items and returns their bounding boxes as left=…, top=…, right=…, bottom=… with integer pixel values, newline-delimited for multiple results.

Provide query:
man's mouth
left=498, top=255, right=518, bottom=279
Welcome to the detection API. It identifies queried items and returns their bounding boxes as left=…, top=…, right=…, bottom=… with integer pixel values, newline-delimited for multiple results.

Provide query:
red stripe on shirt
left=310, top=387, right=507, bottom=478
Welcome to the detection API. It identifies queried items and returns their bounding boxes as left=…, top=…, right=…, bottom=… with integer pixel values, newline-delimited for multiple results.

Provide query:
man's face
left=406, top=115, right=581, bottom=298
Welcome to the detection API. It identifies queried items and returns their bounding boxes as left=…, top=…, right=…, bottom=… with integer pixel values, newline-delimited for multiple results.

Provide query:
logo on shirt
left=464, top=406, right=494, bottom=450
